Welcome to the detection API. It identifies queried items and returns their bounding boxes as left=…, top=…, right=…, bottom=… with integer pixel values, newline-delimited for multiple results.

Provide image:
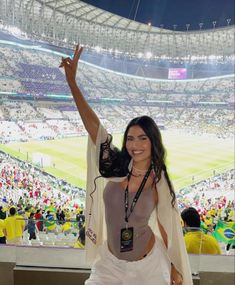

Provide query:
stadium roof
left=0, top=0, right=234, bottom=59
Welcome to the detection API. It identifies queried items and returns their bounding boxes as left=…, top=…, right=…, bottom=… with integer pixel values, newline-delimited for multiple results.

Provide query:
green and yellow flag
left=45, top=205, right=56, bottom=213
left=200, top=221, right=208, bottom=234
left=213, top=221, right=235, bottom=245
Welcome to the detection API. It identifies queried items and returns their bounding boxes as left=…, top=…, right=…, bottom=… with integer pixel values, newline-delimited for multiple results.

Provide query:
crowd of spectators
left=0, top=150, right=86, bottom=247
left=0, top=152, right=85, bottom=206
left=0, top=100, right=233, bottom=143
left=0, top=42, right=234, bottom=141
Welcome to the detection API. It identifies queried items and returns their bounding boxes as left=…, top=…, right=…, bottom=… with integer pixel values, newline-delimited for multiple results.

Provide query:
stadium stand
left=0, top=40, right=234, bottom=140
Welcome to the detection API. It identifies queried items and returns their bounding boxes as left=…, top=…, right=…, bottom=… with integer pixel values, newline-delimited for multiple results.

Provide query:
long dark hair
left=122, top=116, right=176, bottom=206
left=99, top=116, right=176, bottom=206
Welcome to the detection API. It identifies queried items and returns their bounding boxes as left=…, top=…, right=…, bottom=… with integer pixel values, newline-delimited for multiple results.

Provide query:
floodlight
left=95, top=46, right=101, bottom=53
left=146, top=52, right=152, bottom=59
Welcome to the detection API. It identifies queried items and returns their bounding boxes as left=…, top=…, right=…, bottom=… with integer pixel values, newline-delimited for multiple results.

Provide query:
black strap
left=124, top=165, right=152, bottom=223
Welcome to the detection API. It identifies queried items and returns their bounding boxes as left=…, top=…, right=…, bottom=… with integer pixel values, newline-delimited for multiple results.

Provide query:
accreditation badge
left=120, top=227, right=134, bottom=252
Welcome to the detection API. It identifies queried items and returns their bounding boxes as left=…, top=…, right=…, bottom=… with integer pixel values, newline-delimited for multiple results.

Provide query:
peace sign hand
left=59, top=44, right=83, bottom=84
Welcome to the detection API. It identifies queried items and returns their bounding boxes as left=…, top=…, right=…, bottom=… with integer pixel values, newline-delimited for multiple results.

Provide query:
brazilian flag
left=45, top=205, right=56, bottom=213
left=213, top=221, right=235, bottom=245
left=44, top=215, right=56, bottom=230
left=200, top=221, right=208, bottom=234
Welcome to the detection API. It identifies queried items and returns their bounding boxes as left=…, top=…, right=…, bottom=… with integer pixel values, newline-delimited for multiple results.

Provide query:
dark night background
left=82, top=0, right=234, bottom=30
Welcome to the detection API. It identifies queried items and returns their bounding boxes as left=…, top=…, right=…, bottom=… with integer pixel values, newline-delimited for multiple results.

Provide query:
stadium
left=0, top=0, right=234, bottom=284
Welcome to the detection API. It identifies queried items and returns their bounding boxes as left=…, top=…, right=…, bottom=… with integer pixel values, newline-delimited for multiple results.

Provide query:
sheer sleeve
left=99, top=133, right=129, bottom=178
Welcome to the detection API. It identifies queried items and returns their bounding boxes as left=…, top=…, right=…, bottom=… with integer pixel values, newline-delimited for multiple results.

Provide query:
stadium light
left=145, top=52, right=152, bottom=59
left=199, top=23, right=204, bottom=30
left=95, top=46, right=101, bottom=53
left=226, top=18, right=231, bottom=26
left=8, top=26, right=22, bottom=36
left=186, top=24, right=190, bottom=31
left=208, top=55, right=222, bottom=60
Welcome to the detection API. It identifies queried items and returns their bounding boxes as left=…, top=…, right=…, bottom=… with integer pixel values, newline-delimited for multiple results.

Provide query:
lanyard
left=124, top=165, right=152, bottom=224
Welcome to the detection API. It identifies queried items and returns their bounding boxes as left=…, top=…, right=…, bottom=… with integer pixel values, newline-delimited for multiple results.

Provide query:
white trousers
left=85, top=239, right=171, bottom=285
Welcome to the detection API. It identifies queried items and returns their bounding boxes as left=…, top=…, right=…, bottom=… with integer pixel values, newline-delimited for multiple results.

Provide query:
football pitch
left=0, top=131, right=234, bottom=191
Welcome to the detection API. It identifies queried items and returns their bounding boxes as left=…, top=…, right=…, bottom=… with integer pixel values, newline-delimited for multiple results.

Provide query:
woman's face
left=126, top=125, right=152, bottom=166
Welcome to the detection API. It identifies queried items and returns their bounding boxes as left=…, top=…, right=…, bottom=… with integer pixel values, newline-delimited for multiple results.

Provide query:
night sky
left=82, top=0, right=234, bottom=31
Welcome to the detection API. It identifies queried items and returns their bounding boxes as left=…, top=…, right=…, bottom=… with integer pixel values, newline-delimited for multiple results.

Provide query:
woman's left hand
left=171, top=264, right=183, bottom=285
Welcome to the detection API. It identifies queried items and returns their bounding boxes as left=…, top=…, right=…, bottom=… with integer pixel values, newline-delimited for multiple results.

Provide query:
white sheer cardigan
left=85, top=124, right=193, bottom=285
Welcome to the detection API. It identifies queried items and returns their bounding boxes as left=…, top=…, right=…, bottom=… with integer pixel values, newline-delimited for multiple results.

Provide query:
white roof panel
left=0, top=0, right=234, bottom=58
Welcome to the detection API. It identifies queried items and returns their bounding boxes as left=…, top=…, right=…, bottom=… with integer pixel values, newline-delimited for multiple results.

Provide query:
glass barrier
left=1, top=217, right=85, bottom=249
left=1, top=216, right=234, bottom=256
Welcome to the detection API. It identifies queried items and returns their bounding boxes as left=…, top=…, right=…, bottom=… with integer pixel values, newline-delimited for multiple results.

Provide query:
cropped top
left=103, top=181, right=155, bottom=261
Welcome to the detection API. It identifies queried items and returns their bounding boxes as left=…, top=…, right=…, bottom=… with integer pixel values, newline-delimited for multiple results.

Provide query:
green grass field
left=0, top=131, right=234, bottom=191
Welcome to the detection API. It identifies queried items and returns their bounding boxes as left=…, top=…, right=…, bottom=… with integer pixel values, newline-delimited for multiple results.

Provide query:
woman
left=60, top=45, right=192, bottom=285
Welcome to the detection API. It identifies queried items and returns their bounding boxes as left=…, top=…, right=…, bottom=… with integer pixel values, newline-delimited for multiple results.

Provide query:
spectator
left=34, top=209, right=43, bottom=231
left=0, top=206, right=6, bottom=220
left=44, top=211, right=56, bottom=233
left=27, top=212, right=37, bottom=240
left=181, top=207, right=221, bottom=255
left=76, top=210, right=85, bottom=230
left=0, top=218, right=6, bottom=244
left=4, top=207, right=25, bottom=244
left=59, top=210, right=65, bottom=223
left=74, top=226, right=85, bottom=249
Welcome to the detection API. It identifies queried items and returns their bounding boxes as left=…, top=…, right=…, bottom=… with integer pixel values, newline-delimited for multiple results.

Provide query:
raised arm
left=60, top=45, right=100, bottom=144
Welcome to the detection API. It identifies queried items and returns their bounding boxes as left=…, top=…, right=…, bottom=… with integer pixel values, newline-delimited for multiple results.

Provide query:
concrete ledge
left=0, top=262, right=15, bottom=285
left=199, top=272, right=235, bottom=285
left=0, top=262, right=232, bottom=285
left=14, top=266, right=90, bottom=285
left=13, top=266, right=202, bottom=285
left=1, top=246, right=234, bottom=285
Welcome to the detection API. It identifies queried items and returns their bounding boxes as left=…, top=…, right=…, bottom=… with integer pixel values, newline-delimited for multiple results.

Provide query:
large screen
left=168, top=68, right=187, bottom=80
